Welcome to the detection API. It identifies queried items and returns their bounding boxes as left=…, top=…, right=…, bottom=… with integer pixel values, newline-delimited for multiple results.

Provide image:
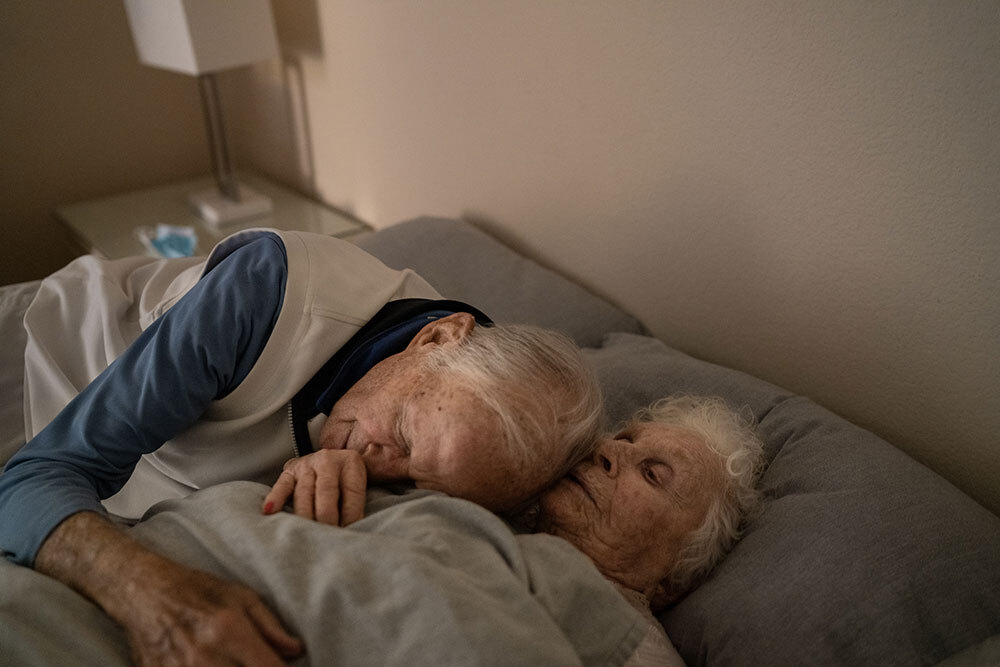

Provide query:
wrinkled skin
left=36, top=512, right=302, bottom=667
left=537, top=422, right=725, bottom=602
left=264, top=312, right=560, bottom=521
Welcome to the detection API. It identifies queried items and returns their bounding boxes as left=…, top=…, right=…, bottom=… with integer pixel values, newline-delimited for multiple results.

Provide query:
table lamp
left=123, top=0, right=280, bottom=226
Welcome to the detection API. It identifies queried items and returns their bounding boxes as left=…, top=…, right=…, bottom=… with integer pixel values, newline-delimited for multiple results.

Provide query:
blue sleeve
left=0, top=233, right=287, bottom=566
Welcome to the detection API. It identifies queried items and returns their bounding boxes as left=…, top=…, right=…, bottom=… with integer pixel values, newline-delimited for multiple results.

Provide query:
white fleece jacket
left=22, top=228, right=440, bottom=519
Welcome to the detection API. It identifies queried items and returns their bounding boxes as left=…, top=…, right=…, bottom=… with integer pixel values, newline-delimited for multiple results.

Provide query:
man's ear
left=406, top=312, right=476, bottom=350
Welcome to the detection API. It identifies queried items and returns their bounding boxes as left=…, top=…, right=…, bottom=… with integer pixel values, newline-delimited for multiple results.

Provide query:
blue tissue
left=136, top=224, right=198, bottom=258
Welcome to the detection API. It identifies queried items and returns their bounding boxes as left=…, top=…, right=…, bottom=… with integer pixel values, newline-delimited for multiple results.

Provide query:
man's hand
left=120, top=557, right=302, bottom=667
left=35, top=512, right=302, bottom=667
left=262, top=449, right=367, bottom=526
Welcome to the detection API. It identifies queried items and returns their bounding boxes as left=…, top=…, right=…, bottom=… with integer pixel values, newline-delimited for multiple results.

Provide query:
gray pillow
left=356, top=217, right=645, bottom=348
left=585, top=332, right=1000, bottom=667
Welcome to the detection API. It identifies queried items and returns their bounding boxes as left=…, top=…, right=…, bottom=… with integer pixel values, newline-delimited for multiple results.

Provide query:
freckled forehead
left=415, top=386, right=543, bottom=509
left=409, top=377, right=502, bottom=446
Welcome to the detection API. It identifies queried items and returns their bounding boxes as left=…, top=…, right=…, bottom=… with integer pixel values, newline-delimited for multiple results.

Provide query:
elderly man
left=0, top=229, right=603, bottom=666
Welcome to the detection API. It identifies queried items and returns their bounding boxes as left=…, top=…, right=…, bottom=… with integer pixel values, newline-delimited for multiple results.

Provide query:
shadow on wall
left=273, top=0, right=324, bottom=58
left=460, top=165, right=785, bottom=367
left=227, top=0, right=326, bottom=205
left=272, top=0, right=322, bottom=195
left=281, top=58, right=318, bottom=195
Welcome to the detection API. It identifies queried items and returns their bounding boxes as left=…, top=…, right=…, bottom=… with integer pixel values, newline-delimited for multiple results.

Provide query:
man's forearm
left=35, top=510, right=303, bottom=665
left=34, top=511, right=161, bottom=619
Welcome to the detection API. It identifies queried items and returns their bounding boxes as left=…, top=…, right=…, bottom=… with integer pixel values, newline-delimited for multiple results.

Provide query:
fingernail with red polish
left=263, top=501, right=274, bottom=514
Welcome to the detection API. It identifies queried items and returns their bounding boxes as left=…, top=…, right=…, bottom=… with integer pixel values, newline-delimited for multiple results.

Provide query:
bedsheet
left=0, top=482, right=648, bottom=666
left=0, top=280, right=38, bottom=467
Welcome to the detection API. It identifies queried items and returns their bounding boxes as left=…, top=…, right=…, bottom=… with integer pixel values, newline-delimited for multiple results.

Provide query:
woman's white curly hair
left=628, top=394, right=765, bottom=606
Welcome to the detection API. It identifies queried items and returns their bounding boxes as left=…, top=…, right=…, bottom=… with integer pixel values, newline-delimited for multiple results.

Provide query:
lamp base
left=189, top=184, right=273, bottom=227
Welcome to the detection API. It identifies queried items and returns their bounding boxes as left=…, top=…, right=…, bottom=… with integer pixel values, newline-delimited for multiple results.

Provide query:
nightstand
left=56, top=173, right=369, bottom=259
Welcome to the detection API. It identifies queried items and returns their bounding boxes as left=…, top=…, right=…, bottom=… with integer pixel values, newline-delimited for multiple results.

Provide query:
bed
left=1, top=217, right=999, bottom=666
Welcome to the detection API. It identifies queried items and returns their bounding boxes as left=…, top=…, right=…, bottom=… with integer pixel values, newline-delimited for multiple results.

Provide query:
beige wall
left=0, top=0, right=209, bottom=285
left=229, top=1, right=1000, bottom=513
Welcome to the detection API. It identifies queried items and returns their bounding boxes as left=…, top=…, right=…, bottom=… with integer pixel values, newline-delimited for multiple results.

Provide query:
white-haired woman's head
left=536, top=393, right=763, bottom=609
left=634, top=395, right=764, bottom=607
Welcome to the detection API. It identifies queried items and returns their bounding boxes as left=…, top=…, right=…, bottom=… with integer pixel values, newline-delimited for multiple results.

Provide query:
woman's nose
left=592, top=441, right=619, bottom=477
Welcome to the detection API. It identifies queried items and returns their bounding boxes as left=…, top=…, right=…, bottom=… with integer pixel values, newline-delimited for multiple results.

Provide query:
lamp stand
left=188, top=73, right=272, bottom=227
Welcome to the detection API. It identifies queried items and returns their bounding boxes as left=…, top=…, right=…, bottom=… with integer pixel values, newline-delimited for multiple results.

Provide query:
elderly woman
left=537, top=394, right=764, bottom=663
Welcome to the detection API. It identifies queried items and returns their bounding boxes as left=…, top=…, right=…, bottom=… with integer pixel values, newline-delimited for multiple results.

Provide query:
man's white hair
left=423, top=323, right=605, bottom=484
left=630, top=394, right=764, bottom=605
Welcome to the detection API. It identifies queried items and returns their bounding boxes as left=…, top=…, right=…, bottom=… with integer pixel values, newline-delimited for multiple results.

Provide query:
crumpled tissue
left=135, top=224, right=198, bottom=258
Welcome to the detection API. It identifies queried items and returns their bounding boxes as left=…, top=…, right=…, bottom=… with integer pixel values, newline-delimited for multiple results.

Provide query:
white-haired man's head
left=320, top=312, right=604, bottom=513
left=424, top=321, right=605, bottom=479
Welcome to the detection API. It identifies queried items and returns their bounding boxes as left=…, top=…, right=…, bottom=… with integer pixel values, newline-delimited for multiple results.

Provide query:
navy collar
left=289, top=299, right=492, bottom=454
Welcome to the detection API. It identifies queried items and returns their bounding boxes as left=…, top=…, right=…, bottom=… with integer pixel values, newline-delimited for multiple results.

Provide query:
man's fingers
left=198, top=608, right=287, bottom=667
left=339, top=455, right=367, bottom=526
left=292, top=467, right=317, bottom=520
left=261, top=470, right=295, bottom=515
left=231, top=635, right=287, bottom=667
left=244, top=595, right=304, bottom=659
left=130, top=593, right=292, bottom=667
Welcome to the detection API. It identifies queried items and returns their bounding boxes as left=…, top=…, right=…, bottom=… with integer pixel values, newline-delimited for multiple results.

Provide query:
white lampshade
left=123, top=0, right=279, bottom=76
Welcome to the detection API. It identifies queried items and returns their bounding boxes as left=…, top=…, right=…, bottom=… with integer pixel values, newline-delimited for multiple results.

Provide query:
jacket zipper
left=286, top=401, right=301, bottom=458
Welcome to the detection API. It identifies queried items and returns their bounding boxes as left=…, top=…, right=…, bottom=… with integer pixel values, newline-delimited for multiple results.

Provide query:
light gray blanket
left=0, top=482, right=646, bottom=666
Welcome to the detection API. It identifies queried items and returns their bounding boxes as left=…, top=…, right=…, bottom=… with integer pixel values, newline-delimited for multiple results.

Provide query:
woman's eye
left=616, top=432, right=633, bottom=443
left=642, top=462, right=671, bottom=487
